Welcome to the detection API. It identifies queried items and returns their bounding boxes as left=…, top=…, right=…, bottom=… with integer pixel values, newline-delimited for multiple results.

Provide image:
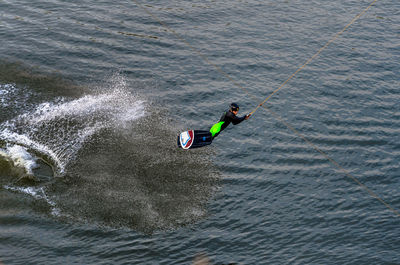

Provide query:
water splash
left=0, top=145, right=38, bottom=176
left=0, top=75, right=146, bottom=175
left=0, top=83, right=17, bottom=107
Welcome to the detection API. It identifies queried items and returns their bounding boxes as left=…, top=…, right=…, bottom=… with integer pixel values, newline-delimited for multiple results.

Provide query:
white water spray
left=0, top=144, right=38, bottom=175
left=0, top=74, right=146, bottom=175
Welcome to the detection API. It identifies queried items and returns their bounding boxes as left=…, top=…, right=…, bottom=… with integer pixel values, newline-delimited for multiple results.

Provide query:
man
left=209, top=103, right=251, bottom=139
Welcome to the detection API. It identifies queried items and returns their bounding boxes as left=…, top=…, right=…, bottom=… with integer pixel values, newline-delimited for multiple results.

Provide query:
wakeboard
left=177, top=130, right=213, bottom=149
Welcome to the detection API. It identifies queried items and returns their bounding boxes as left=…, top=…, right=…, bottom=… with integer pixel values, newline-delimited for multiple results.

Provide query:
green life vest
left=210, top=121, right=225, bottom=137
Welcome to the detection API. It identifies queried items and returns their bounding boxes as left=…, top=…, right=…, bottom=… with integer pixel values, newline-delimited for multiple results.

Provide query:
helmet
left=230, top=102, right=239, bottom=111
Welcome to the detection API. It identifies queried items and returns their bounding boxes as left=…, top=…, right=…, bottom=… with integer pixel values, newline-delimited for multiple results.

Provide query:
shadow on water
left=0, top=60, right=220, bottom=233
left=0, top=59, right=84, bottom=98
left=0, top=59, right=86, bottom=123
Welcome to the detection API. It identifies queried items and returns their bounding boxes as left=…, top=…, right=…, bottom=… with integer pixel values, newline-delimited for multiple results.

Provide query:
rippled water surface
left=1, top=0, right=399, bottom=264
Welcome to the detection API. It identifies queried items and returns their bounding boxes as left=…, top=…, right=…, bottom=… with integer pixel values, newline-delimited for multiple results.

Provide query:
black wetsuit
left=211, top=110, right=247, bottom=138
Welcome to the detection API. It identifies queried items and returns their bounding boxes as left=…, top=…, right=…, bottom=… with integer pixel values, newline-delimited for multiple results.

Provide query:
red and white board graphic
left=179, top=130, right=194, bottom=149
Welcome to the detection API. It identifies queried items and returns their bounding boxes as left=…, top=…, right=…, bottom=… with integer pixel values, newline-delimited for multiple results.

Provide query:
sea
left=0, top=0, right=399, bottom=264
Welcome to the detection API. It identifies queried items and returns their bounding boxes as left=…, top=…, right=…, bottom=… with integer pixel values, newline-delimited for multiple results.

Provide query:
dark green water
left=1, top=0, right=399, bottom=264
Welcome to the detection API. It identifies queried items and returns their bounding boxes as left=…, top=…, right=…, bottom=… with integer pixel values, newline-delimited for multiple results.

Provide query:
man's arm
left=231, top=113, right=248, bottom=125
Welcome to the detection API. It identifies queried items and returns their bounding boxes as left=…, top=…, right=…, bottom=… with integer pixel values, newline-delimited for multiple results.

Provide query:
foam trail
left=4, top=185, right=60, bottom=216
